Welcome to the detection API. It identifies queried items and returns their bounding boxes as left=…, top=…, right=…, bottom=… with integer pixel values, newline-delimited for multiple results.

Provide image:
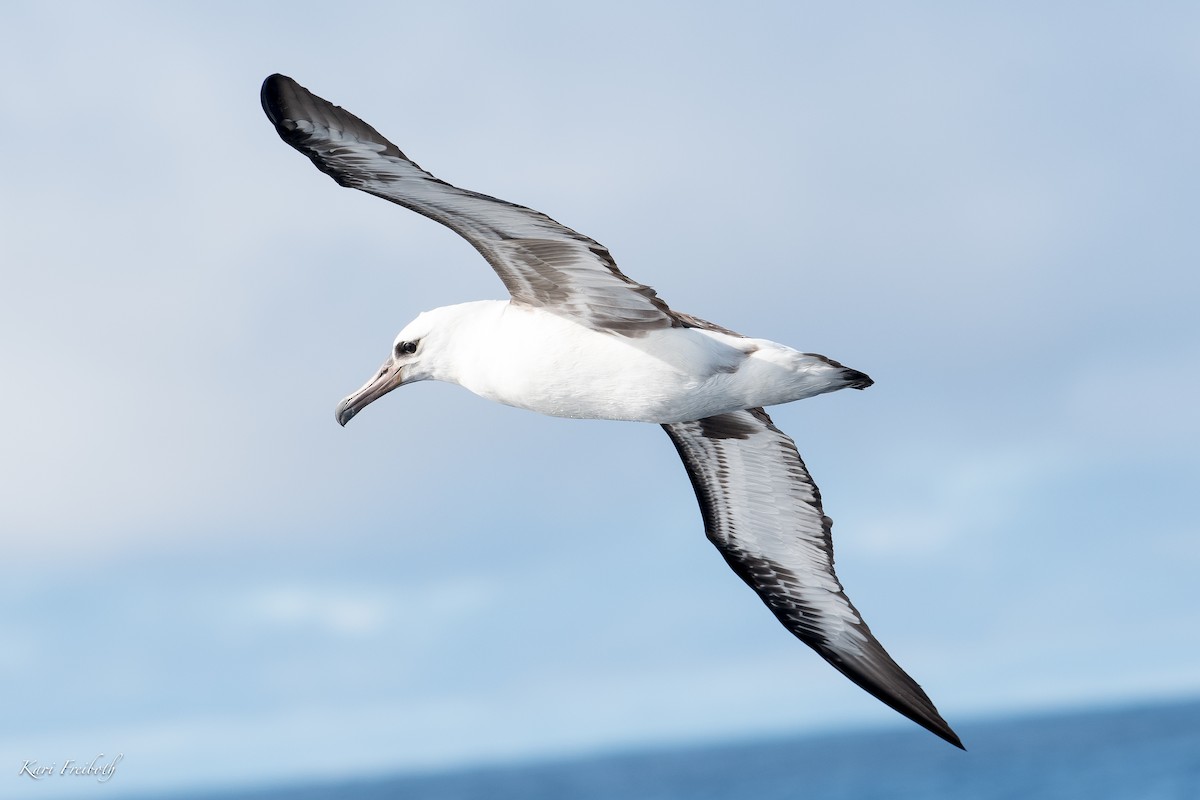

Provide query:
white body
left=404, top=301, right=856, bottom=424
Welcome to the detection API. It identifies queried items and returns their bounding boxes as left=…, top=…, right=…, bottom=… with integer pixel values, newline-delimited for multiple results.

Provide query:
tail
left=841, top=367, right=874, bottom=390
left=803, top=353, right=874, bottom=390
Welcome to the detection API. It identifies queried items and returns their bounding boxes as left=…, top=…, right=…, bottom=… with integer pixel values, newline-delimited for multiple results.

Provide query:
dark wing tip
left=259, top=73, right=406, bottom=163
left=825, top=641, right=964, bottom=749
left=934, top=723, right=966, bottom=750
left=917, top=707, right=965, bottom=750
left=260, top=73, right=296, bottom=127
left=260, top=73, right=319, bottom=151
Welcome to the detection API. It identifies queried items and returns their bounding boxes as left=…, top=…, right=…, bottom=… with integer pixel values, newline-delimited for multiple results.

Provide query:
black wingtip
left=260, top=73, right=295, bottom=126
left=921, top=711, right=965, bottom=750
left=868, top=679, right=964, bottom=749
left=874, top=681, right=964, bottom=749
left=259, top=73, right=408, bottom=166
left=862, top=669, right=963, bottom=749
left=815, top=636, right=963, bottom=749
left=886, top=687, right=965, bottom=749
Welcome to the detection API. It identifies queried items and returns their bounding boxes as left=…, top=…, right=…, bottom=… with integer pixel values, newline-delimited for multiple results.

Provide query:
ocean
left=164, top=698, right=1199, bottom=800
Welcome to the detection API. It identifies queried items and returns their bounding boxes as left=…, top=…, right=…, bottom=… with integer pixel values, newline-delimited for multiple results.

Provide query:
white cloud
left=249, top=586, right=387, bottom=637
left=235, top=579, right=494, bottom=641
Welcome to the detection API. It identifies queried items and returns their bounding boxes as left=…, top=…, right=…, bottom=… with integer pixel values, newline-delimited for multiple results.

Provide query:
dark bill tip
left=334, top=358, right=405, bottom=428
left=335, top=398, right=358, bottom=427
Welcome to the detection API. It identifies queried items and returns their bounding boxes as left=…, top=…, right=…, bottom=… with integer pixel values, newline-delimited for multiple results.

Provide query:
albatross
left=261, top=74, right=962, bottom=749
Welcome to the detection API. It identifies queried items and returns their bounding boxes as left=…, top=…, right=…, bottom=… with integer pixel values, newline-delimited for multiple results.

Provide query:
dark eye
left=395, top=340, right=418, bottom=356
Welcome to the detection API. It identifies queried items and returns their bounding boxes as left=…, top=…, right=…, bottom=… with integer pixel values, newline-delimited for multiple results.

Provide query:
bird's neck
left=421, top=300, right=508, bottom=387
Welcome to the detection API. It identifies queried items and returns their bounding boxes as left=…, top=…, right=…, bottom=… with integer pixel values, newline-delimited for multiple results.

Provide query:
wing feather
left=261, top=74, right=677, bottom=335
left=663, top=408, right=963, bottom=748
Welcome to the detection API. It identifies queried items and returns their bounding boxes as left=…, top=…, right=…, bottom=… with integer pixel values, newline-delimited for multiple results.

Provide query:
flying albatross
left=261, top=74, right=962, bottom=749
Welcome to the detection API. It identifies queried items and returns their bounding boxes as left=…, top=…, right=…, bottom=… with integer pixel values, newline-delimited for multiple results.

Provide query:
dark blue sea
left=164, top=698, right=1199, bottom=800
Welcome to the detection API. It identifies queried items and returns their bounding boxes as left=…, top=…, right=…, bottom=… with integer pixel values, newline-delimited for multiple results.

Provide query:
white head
left=334, top=306, right=462, bottom=426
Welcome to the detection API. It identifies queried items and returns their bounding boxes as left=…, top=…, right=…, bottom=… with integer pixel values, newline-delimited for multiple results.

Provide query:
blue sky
left=2, top=1, right=1199, bottom=796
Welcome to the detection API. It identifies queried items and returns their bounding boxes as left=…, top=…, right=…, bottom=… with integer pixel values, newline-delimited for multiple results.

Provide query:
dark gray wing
left=261, top=74, right=676, bottom=335
left=663, top=408, right=963, bottom=748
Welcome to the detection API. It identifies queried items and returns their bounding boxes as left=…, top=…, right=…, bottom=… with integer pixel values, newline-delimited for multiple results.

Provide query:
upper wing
left=261, top=74, right=677, bottom=335
left=662, top=408, right=963, bottom=748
